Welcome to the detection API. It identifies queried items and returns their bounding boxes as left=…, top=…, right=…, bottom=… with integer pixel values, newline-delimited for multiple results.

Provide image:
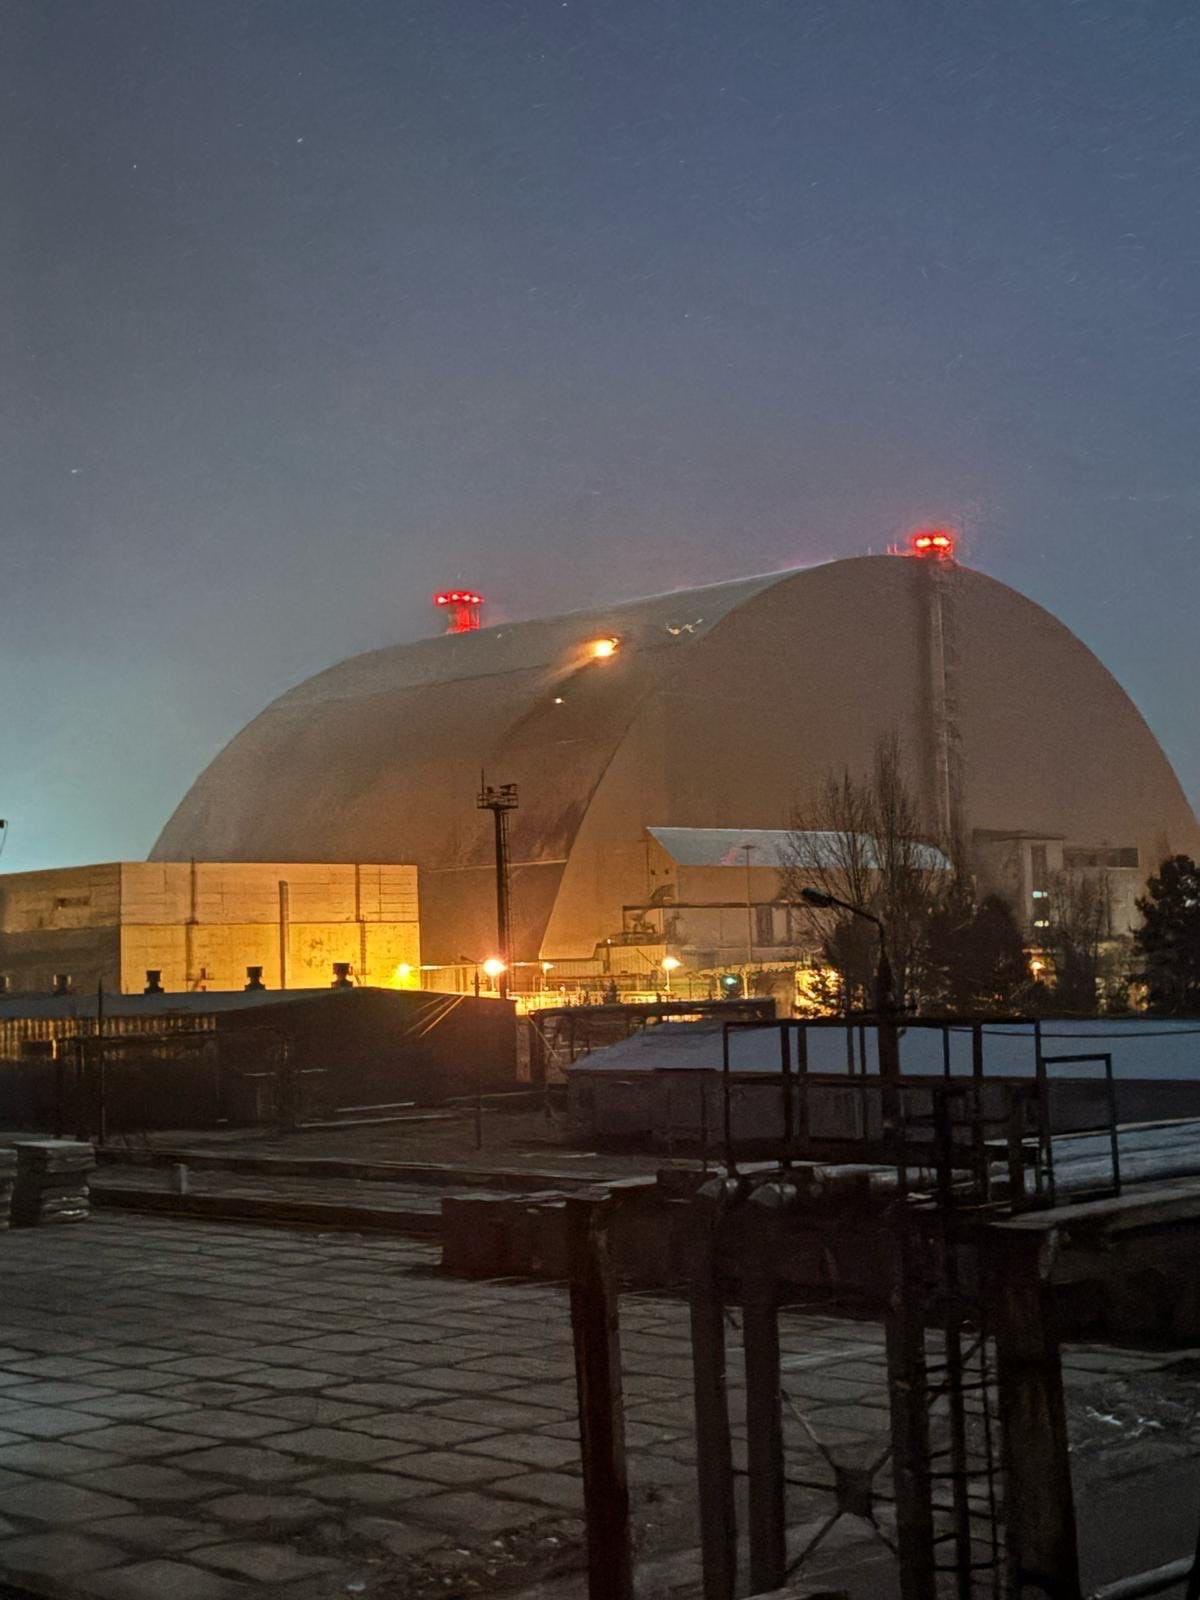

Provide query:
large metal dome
left=153, top=556, right=1199, bottom=962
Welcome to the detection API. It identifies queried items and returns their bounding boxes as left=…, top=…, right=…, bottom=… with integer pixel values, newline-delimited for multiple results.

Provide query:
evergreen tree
left=927, top=893, right=1029, bottom=1015
left=1134, top=855, right=1200, bottom=1014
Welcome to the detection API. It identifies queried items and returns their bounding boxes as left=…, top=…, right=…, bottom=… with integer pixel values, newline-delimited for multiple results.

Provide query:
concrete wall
left=0, top=862, right=419, bottom=996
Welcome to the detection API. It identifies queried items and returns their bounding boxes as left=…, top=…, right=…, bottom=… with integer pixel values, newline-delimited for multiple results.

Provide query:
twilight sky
left=5, top=0, right=1198, bottom=873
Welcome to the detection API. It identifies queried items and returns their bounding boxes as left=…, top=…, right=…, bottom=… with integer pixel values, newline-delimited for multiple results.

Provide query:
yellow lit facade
left=0, top=861, right=419, bottom=996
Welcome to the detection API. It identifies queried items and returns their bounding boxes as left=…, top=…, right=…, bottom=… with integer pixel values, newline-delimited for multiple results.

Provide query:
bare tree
left=1041, top=868, right=1112, bottom=1014
left=780, top=737, right=952, bottom=1010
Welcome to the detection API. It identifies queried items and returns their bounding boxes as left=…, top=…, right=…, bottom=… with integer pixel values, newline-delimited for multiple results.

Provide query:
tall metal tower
left=477, top=778, right=519, bottom=999
left=909, top=530, right=964, bottom=856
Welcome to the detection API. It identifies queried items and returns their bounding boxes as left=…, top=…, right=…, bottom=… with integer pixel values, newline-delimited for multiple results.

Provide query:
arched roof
left=153, top=557, right=1199, bottom=962
left=153, top=568, right=782, bottom=875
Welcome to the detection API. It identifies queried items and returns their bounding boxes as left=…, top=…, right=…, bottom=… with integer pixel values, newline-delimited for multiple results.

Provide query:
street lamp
left=799, top=886, right=901, bottom=1090
left=661, top=955, right=681, bottom=995
left=798, top=887, right=894, bottom=1015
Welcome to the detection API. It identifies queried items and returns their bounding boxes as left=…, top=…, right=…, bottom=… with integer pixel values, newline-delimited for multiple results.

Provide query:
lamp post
left=661, top=954, right=681, bottom=995
left=477, top=779, right=519, bottom=999
left=742, top=843, right=755, bottom=998
left=799, top=887, right=899, bottom=1077
left=799, top=887, right=894, bottom=1010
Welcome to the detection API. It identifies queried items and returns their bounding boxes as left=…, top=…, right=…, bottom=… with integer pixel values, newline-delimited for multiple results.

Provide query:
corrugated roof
left=648, top=826, right=951, bottom=871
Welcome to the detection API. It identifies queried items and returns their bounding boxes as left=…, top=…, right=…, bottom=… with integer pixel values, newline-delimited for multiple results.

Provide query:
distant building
left=151, top=554, right=1198, bottom=985
left=0, top=861, right=418, bottom=997
left=616, top=825, right=952, bottom=974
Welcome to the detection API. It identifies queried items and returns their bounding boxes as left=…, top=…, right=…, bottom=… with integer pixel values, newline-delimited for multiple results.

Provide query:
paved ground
left=0, top=1210, right=923, bottom=1599
left=0, top=1206, right=1197, bottom=1599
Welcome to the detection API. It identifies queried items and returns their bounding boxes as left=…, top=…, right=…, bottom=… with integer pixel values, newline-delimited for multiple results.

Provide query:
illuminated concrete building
left=153, top=552, right=1200, bottom=981
left=0, top=861, right=419, bottom=997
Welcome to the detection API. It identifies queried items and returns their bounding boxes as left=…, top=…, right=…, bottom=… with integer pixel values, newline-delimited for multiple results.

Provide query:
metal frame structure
left=566, top=1015, right=1200, bottom=1600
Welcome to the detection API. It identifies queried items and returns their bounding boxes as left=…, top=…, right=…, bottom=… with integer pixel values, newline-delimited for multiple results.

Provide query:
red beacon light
left=433, top=588, right=485, bottom=633
left=908, top=528, right=956, bottom=560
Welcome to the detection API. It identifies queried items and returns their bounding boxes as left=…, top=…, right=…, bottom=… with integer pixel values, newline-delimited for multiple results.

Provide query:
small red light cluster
left=909, top=529, right=956, bottom=559
left=433, top=589, right=485, bottom=606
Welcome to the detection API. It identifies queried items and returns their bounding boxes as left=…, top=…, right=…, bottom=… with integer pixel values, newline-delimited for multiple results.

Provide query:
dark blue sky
left=6, top=0, right=1198, bottom=871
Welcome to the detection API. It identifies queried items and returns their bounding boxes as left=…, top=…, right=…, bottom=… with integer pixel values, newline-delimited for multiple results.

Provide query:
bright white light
left=589, top=637, right=619, bottom=659
left=482, top=957, right=507, bottom=979
left=661, top=956, right=681, bottom=972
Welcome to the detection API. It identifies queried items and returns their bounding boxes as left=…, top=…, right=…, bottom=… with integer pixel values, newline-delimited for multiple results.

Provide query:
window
left=755, top=904, right=776, bottom=946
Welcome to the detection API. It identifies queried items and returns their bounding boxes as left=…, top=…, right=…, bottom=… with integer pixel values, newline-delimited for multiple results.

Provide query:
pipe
left=1090, top=1556, right=1193, bottom=1600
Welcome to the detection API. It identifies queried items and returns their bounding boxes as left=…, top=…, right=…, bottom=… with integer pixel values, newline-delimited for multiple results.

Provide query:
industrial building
left=0, top=985, right=515, bottom=1133
left=152, top=549, right=1199, bottom=989
left=0, top=861, right=419, bottom=997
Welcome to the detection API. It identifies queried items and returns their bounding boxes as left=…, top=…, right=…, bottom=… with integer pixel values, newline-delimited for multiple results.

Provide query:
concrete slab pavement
left=0, top=1210, right=1195, bottom=1598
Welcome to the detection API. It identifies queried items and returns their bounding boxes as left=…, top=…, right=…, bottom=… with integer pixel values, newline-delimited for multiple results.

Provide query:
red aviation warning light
left=433, top=589, right=485, bottom=633
left=908, top=528, right=956, bottom=560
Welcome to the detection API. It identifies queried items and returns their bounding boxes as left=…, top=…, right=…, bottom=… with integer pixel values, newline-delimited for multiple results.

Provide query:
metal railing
left=717, top=1015, right=1131, bottom=1213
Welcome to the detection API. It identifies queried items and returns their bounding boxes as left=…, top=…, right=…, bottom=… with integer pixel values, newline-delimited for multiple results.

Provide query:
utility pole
left=477, top=777, right=519, bottom=1000
left=742, top=843, right=755, bottom=999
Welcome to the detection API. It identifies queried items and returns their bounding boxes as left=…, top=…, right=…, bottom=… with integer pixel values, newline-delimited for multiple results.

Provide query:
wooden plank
left=567, top=1195, right=634, bottom=1600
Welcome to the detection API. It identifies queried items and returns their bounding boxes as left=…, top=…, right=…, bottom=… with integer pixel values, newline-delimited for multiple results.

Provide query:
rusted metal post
left=884, top=1220, right=937, bottom=1600
left=1007, top=1088, right=1028, bottom=1212
left=689, top=1219, right=737, bottom=1600
left=794, top=1023, right=809, bottom=1157
left=95, top=981, right=107, bottom=1146
left=743, top=1259, right=787, bottom=1592
left=72, top=1037, right=86, bottom=1141
left=989, top=1229, right=1081, bottom=1600
left=934, top=1092, right=974, bottom=1598
left=779, top=1022, right=793, bottom=1167
left=54, top=1046, right=66, bottom=1139
left=567, top=1194, right=633, bottom=1600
